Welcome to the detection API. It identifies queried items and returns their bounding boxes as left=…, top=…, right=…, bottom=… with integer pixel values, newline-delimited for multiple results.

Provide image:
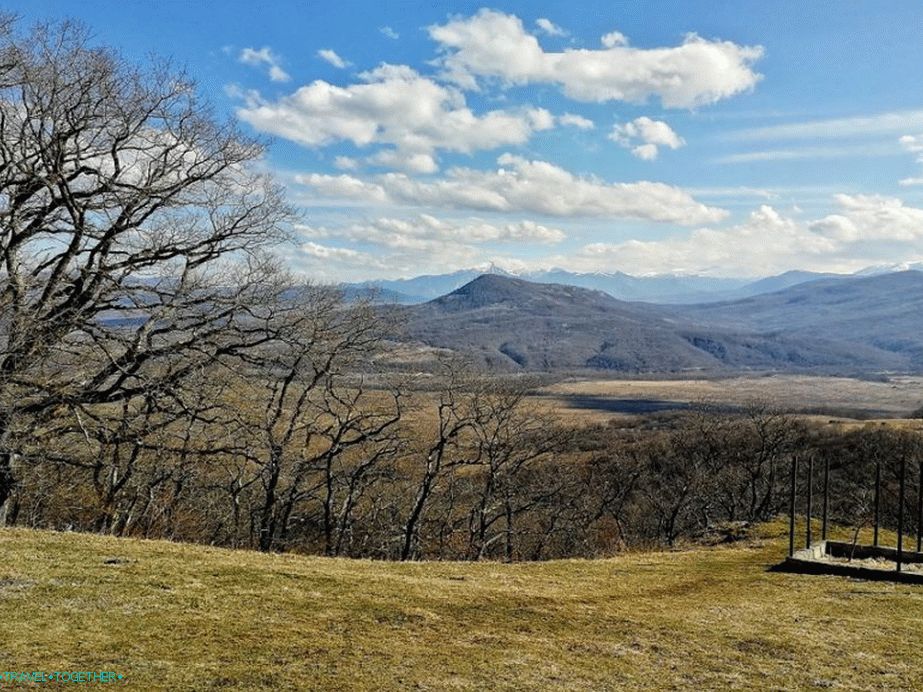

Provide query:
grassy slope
left=2, top=523, right=923, bottom=690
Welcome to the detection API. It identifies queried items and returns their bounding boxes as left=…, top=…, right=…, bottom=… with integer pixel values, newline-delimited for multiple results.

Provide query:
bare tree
left=400, top=363, right=485, bottom=561
left=639, top=429, right=712, bottom=547
left=464, top=382, right=562, bottom=561
left=0, top=19, right=293, bottom=520
left=222, top=288, right=403, bottom=553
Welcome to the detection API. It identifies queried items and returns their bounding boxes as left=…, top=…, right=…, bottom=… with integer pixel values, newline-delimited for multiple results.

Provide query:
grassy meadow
left=2, top=521, right=923, bottom=690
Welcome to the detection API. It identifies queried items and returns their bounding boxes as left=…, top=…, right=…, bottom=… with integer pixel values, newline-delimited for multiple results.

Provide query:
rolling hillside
left=681, top=271, right=923, bottom=369
left=395, top=274, right=904, bottom=373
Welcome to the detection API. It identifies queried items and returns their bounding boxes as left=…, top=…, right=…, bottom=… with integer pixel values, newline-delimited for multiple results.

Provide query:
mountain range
left=383, top=270, right=923, bottom=374
left=346, top=264, right=923, bottom=305
left=350, top=268, right=748, bottom=304
left=678, top=271, right=923, bottom=369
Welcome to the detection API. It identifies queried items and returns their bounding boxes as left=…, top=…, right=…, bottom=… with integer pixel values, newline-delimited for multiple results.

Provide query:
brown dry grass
left=2, top=521, right=923, bottom=690
left=537, top=374, right=923, bottom=423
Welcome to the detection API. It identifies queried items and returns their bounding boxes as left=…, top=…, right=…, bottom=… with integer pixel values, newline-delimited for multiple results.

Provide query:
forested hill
left=394, top=274, right=906, bottom=373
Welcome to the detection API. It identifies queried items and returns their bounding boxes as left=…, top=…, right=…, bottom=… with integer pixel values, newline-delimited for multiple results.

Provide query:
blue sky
left=10, top=1, right=923, bottom=279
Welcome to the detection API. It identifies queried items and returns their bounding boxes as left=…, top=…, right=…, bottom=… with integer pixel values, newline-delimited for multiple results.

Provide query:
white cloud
left=564, top=194, right=923, bottom=276
left=685, top=185, right=813, bottom=200
left=268, top=66, right=289, bottom=83
left=292, top=216, right=561, bottom=280
left=810, top=194, right=923, bottom=243
left=610, top=117, right=685, bottom=160
left=573, top=205, right=834, bottom=276
left=296, top=242, right=393, bottom=280
left=301, top=241, right=368, bottom=261
left=367, top=150, right=439, bottom=174
left=714, top=142, right=899, bottom=164
left=559, top=113, right=594, bottom=129
left=239, top=46, right=290, bottom=82
left=527, top=108, right=555, bottom=130
left=731, top=109, right=923, bottom=141
left=333, top=156, right=359, bottom=170
left=291, top=195, right=923, bottom=280
left=296, top=241, right=479, bottom=281
left=901, top=134, right=923, bottom=160
left=380, top=26, right=399, bottom=40
left=296, top=153, right=728, bottom=225
left=298, top=214, right=565, bottom=249
left=299, top=173, right=389, bottom=204
left=235, top=64, right=557, bottom=171
left=428, top=9, right=762, bottom=107
left=898, top=134, right=923, bottom=185
left=728, top=115, right=923, bottom=184
left=601, top=31, right=628, bottom=48
left=317, top=49, right=350, bottom=69
left=631, top=144, right=659, bottom=161
left=535, top=18, right=567, bottom=37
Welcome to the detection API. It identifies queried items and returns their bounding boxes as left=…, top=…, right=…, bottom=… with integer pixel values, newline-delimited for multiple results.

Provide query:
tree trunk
left=0, top=413, right=17, bottom=525
left=258, top=447, right=283, bottom=552
left=0, top=451, right=14, bottom=526
left=401, top=457, right=440, bottom=561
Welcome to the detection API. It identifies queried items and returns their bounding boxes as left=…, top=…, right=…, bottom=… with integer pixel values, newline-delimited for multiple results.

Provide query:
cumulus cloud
left=380, top=26, right=399, bottom=39
left=565, top=194, right=923, bottom=276
left=535, top=18, right=567, bottom=37
left=324, top=148, right=441, bottom=175
left=601, top=31, right=629, bottom=48
left=298, top=214, right=565, bottom=249
left=296, top=153, right=728, bottom=225
left=292, top=216, right=559, bottom=280
left=296, top=241, right=480, bottom=280
left=291, top=194, right=923, bottom=279
left=234, top=64, right=558, bottom=171
left=239, top=46, right=290, bottom=82
left=366, top=150, right=439, bottom=174
left=610, top=117, right=685, bottom=160
left=559, top=113, right=594, bottom=129
left=428, top=9, right=762, bottom=107
left=573, top=205, right=833, bottom=275
left=810, top=194, right=923, bottom=243
left=295, top=241, right=394, bottom=280
left=317, top=48, right=349, bottom=69
left=333, top=156, right=359, bottom=170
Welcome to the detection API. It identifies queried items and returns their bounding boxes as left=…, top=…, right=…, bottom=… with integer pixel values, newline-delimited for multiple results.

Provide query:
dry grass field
left=2, top=522, right=923, bottom=690
left=537, top=374, right=923, bottom=422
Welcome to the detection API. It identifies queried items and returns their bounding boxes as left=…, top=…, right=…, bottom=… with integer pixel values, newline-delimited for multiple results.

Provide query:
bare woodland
left=1, top=19, right=920, bottom=561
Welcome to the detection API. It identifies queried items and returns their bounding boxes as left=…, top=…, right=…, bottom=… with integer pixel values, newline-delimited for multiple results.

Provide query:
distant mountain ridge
left=392, top=274, right=909, bottom=374
left=679, top=270, right=923, bottom=369
left=346, top=265, right=901, bottom=305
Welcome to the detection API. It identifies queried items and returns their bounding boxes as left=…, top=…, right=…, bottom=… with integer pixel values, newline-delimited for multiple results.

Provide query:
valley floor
left=2, top=523, right=922, bottom=690
left=539, top=374, right=923, bottom=422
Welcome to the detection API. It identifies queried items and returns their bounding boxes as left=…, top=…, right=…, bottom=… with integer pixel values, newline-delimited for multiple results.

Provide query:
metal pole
left=873, top=462, right=881, bottom=547
left=917, top=459, right=922, bottom=554
left=898, top=456, right=906, bottom=573
left=822, top=456, right=829, bottom=541
left=806, top=456, right=814, bottom=549
left=788, top=456, right=798, bottom=557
